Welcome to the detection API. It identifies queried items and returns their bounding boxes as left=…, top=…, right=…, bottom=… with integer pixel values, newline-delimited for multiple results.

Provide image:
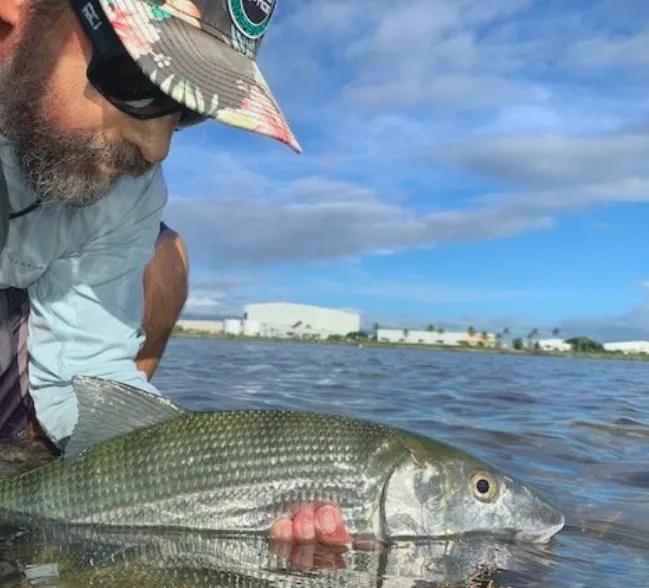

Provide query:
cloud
left=259, top=0, right=549, bottom=120
left=285, top=274, right=538, bottom=305
left=565, top=31, right=649, bottom=69
left=165, top=188, right=554, bottom=269
left=336, top=0, right=543, bottom=113
left=265, top=0, right=647, bottom=121
left=559, top=282, right=649, bottom=342
left=429, top=131, right=649, bottom=187
left=166, top=125, right=649, bottom=268
left=184, top=293, right=223, bottom=316
left=280, top=177, right=377, bottom=203
left=182, top=273, right=260, bottom=317
left=341, top=74, right=531, bottom=113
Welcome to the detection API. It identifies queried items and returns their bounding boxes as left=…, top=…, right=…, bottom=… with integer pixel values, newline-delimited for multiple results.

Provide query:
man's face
left=0, top=3, right=179, bottom=207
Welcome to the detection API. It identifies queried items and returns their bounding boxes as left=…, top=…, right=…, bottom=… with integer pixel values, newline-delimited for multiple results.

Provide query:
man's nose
left=122, top=113, right=180, bottom=164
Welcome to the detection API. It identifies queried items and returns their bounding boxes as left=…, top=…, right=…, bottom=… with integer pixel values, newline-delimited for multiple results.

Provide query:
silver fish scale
left=10, top=524, right=389, bottom=588
left=0, top=410, right=411, bottom=534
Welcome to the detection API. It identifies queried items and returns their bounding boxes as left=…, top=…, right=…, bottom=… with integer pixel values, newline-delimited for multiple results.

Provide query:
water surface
left=2, top=338, right=648, bottom=586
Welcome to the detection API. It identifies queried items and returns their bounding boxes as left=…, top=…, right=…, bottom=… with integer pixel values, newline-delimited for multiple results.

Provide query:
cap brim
left=97, top=0, right=302, bottom=154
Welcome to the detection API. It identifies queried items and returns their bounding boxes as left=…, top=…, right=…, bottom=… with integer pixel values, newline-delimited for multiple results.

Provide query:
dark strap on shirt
left=0, top=157, right=8, bottom=253
left=9, top=201, right=41, bottom=219
left=0, top=157, right=41, bottom=254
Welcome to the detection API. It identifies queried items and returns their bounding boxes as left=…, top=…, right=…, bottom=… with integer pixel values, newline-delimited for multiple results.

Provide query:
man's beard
left=0, top=11, right=153, bottom=208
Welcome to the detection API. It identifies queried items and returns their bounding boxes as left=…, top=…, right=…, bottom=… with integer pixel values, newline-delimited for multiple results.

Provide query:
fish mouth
left=514, top=512, right=566, bottom=544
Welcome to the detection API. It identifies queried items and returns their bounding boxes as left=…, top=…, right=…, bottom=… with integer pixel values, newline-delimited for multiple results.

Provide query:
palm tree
left=526, top=328, right=539, bottom=348
left=551, top=327, right=560, bottom=337
left=427, top=324, right=435, bottom=332
left=467, top=325, right=476, bottom=337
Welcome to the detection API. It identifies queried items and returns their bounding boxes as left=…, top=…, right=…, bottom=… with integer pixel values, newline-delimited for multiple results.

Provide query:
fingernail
left=320, top=509, right=337, bottom=534
left=301, top=519, right=315, bottom=540
left=279, top=521, right=293, bottom=541
left=272, top=517, right=292, bottom=540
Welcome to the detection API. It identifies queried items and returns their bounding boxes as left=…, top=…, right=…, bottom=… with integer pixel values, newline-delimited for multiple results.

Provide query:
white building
left=603, top=340, right=649, bottom=354
left=376, top=329, right=495, bottom=347
left=242, top=319, right=260, bottom=337
left=244, top=302, right=360, bottom=338
left=223, top=318, right=242, bottom=335
left=537, top=338, right=571, bottom=352
left=176, top=319, right=223, bottom=334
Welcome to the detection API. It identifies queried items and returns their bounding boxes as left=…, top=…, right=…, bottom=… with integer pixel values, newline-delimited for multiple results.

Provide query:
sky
left=161, top=0, right=649, bottom=342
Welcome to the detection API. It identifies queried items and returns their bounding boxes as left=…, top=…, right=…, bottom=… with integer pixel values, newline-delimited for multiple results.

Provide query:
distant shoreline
left=171, top=328, right=649, bottom=363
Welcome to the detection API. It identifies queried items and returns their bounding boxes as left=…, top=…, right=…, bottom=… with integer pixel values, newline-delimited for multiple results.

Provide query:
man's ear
left=0, top=0, right=27, bottom=28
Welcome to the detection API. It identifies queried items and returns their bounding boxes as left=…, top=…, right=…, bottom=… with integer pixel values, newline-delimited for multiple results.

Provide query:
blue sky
left=161, top=0, right=649, bottom=341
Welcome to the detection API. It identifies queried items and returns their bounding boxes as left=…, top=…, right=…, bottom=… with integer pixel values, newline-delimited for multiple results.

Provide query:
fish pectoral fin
left=66, top=375, right=185, bottom=460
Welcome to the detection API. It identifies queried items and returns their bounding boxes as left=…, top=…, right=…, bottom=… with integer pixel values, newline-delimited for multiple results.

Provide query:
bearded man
left=0, top=0, right=349, bottom=554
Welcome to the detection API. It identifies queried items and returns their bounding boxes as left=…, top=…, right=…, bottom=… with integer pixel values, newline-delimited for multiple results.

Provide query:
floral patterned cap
left=97, top=0, right=302, bottom=153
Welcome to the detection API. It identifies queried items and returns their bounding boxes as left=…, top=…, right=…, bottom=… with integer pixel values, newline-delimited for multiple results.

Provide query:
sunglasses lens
left=91, top=54, right=183, bottom=118
left=88, top=50, right=208, bottom=129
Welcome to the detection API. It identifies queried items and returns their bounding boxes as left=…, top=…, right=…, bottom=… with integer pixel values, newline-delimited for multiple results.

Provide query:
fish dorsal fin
left=67, top=375, right=185, bottom=460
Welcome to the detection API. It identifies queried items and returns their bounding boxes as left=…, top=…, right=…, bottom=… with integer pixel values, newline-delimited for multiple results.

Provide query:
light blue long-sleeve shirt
left=0, top=133, right=167, bottom=444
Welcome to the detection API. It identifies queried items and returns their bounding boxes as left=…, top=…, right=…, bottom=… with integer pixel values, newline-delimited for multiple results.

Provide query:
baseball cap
left=95, top=0, right=301, bottom=153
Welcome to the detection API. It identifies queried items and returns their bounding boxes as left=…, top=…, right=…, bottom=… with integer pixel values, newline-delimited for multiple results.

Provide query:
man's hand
left=270, top=503, right=350, bottom=546
left=269, top=503, right=351, bottom=570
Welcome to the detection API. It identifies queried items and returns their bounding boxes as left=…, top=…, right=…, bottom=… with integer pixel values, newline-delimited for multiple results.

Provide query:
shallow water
left=2, top=337, right=649, bottom=586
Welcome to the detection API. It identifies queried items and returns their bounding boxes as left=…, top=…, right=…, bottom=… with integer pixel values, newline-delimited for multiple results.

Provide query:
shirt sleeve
left=26, top=166, right=169, bottom=445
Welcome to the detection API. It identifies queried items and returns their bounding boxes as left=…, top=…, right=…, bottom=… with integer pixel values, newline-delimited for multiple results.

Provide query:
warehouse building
left=243, top=302, right=361, bottom=338
left=376, top=329, right=496, bottom=347
left=537, top=338, right=571, bottom=352
left=603, top=340, right=649, bottom=354
left=176, top=319, right=223, bottom=334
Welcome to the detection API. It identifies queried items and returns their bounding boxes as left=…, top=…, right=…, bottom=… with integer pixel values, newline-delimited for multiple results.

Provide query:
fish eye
left=469, top=471, right=498, bottom=502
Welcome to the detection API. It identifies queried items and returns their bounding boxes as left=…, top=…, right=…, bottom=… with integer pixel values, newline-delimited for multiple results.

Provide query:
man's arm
left=136, top=225, right=189, bottom=380
left=26, top=167, right=168, bottom=446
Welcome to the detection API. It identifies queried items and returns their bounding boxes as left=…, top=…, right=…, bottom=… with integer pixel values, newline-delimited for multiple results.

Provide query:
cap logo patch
left=228, top=0, right=275, bottom=40
left=81, top=1, right=102, bottom=30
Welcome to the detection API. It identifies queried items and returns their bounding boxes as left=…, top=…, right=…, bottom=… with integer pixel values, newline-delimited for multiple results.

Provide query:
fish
left=3, top=521, right=557, bottom=588
left=0, top=376, right=565, bottom=546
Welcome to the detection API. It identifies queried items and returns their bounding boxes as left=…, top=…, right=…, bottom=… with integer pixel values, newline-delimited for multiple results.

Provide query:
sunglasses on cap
left=70, top=0, right=206, bottom=130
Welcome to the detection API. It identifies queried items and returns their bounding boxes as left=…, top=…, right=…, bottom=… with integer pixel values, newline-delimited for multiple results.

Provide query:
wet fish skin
left=0, top=410, right=410, bottom=536
left=5, top=522, right=547, bottom=588
left=0, top=376, right=565, bottom=544
left=8, top=525, right=382, bottom=588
